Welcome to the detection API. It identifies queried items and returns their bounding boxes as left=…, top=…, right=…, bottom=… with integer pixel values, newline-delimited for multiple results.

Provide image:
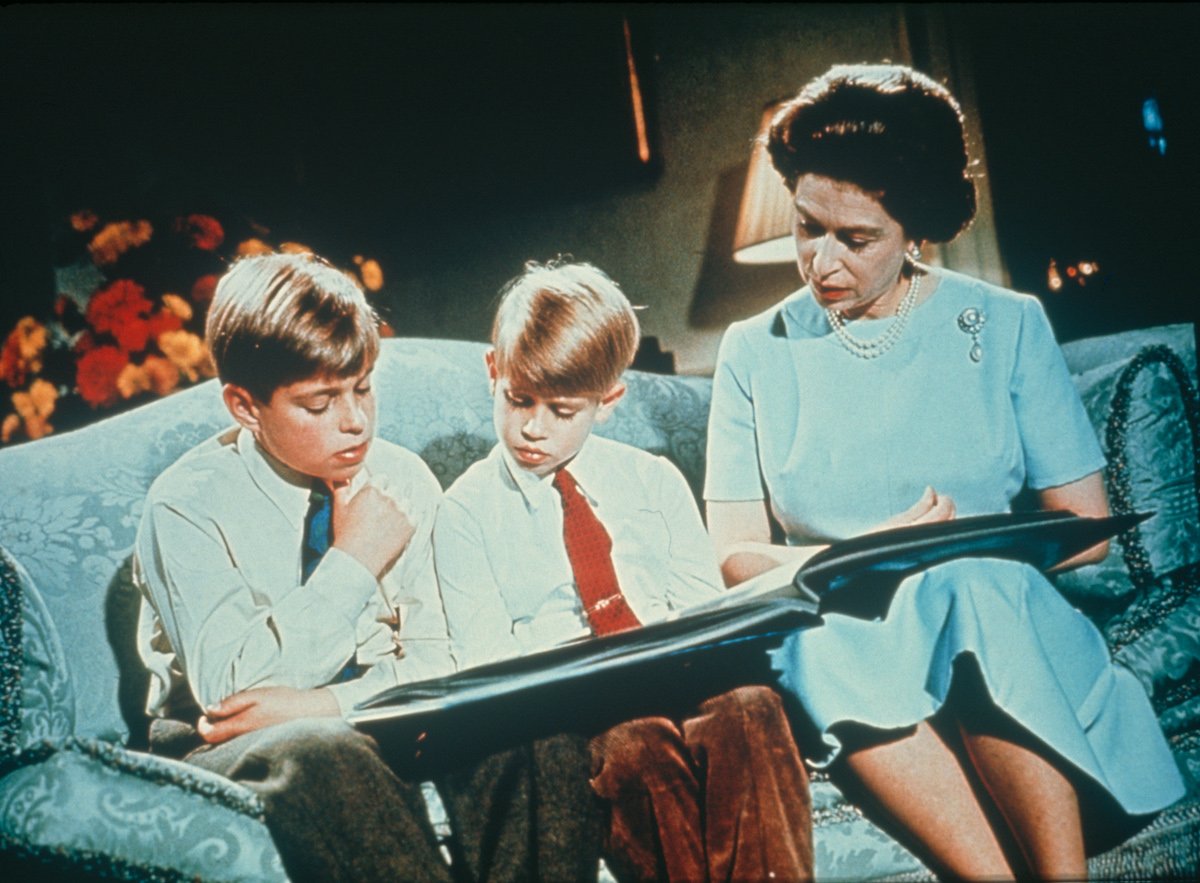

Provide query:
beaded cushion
left=1056, top=332, right=1200, bottom=789
left=1059, top=333, right=1199, bottom=603
left=0, top=546, right=74, bottom=759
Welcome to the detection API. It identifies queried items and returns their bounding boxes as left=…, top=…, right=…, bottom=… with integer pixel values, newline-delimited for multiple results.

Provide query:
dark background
left=2, top=4, right=1196, bottom=357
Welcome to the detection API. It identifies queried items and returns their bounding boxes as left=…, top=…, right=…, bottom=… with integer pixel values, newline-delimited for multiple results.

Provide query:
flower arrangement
left=1, top=211, right=385, bottom=445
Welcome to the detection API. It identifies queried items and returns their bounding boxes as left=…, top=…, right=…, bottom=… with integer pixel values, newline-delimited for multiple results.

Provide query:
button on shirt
left=434, top=435, right=724, bottom=671
left=135, top=427, right=453, bottom=718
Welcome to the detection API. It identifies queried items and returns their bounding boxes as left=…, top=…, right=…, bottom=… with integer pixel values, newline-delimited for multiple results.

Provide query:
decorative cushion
left=0, top=739, right=285, bottom=882
left=0, top=546, right=74, bottom=759
left=1057, top=341, right=1199, bottom=604
left=0, top=379, right=231, bottom=744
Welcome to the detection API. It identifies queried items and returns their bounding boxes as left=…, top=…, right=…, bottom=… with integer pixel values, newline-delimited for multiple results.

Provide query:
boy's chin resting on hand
left=198, top=686, right=341, bottom=744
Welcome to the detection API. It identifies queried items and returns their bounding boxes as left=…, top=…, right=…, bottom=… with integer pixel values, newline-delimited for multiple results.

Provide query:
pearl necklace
left=825, top=270, right=921, bottom=360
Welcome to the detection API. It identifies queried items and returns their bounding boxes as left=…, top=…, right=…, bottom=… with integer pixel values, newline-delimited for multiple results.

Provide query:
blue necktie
left=301, top=487, right=332, bottom=584
left=302, top=485, right=362, bottom=682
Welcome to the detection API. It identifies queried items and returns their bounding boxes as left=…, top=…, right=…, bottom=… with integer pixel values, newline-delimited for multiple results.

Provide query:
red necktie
left=553, top=467, right=642, bottom=637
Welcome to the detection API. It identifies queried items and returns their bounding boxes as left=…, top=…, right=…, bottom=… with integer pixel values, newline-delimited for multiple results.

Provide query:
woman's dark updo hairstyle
left=766, top=63, right=976, bottom=243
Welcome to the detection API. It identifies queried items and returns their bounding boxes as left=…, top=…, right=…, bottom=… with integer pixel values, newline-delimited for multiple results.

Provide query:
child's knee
left=706, top=684, right=788, bottom=724
left=590, top=716, right=688, bottom=791
left=260, top=717, right=380, bottom=766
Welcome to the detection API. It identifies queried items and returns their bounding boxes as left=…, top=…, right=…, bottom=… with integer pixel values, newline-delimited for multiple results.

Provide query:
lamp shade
left=732, top=104, right=795, bottom=265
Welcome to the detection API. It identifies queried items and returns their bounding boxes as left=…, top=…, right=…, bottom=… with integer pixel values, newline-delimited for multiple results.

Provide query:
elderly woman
left=705, top=64, right=1184, bottom=879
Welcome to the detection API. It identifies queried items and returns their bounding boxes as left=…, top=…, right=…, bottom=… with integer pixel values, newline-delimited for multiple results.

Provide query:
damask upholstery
left=1, top=330, right=1197, bottom=880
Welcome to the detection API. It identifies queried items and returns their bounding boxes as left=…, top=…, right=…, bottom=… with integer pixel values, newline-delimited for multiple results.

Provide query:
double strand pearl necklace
left=825, top=269, right=921, bottom=360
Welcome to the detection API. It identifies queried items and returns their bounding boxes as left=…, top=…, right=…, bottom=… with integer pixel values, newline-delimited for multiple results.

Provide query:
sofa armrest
left=0, top=738, right=286, bottom=882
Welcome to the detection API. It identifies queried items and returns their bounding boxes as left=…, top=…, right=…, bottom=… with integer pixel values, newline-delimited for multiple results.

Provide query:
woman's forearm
left=719, top=541, right=824, bottom=587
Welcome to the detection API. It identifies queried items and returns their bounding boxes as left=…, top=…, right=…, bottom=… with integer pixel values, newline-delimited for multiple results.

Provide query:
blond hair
left=206, top=253, right=379, bottom=401
left=491, top=260, right=639, bottom=397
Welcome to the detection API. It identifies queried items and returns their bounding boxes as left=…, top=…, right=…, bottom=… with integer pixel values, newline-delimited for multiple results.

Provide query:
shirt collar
left=497, top=435, right=603, bottom=512
left=236, top=428, right=369, bottom=528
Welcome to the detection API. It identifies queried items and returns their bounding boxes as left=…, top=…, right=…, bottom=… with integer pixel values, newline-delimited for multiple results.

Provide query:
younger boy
left=434, top=260, right=814, bottom=881
left=135, top=253, right=599, bottom=882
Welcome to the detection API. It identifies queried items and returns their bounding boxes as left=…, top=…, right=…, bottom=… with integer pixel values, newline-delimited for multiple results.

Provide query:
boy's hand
left=197, top=686, right=340, bottom=745
left=330, top=477, right=417, bottom=579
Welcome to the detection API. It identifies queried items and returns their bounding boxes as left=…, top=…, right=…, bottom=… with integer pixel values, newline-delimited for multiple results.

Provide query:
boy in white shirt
left=135, top=253, right=599, bottom=882
left=435, top=260, right=814, bottom=881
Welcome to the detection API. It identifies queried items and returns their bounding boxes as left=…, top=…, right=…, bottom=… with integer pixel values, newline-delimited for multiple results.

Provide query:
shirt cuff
left=326, top=677, right=375, bottom=718
left=306, top=547, right=378, bottom=624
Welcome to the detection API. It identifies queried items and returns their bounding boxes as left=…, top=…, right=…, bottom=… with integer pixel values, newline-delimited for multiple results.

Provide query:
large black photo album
left=349, top=510, right=1142, bottom=762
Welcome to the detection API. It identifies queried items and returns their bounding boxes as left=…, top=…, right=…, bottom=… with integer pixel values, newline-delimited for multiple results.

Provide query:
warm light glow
left=1047, top=259, right=1064, bottom=292
left=732, top=103, right=795, bottom=264
left=623, top=18, right=651, bottom=164
left=1048, top=259, right=1100, bottom=292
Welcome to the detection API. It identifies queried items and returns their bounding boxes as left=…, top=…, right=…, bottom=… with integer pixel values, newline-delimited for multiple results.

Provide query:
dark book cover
left=348, top=511, right=1143, bottom=761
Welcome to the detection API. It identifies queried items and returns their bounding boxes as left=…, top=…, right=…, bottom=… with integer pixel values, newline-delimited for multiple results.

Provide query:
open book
left=348, top=510, right=1142, bottom=754
left=695, top=508, right=1148, bottom=619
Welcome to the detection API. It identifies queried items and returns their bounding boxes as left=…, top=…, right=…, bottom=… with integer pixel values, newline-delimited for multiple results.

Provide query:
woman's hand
left=868, top=486, right=956, bottom=534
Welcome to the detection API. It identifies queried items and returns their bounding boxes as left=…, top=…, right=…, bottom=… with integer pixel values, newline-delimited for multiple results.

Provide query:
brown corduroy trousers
left=590, top=686, right=814, bottom=883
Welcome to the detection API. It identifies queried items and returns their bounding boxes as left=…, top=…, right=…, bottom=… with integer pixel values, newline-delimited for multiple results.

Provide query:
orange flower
left=191, top=274, right=219, bottom=305
left=176, top=214, right=225, bottom=251
left=359, top=259, right=384, bottom=292
left=12, top=379, right=57, bottom=440
left=1, top=413, right=20, bottom=444
left=116, top=363, right=150, bottom=399
left=86, top=280, right=154, bottom=352
left=237, top=238, right=274, bottom=257
left=161, top=294, right=193, bottom=322
left=70, top=209, right=99, bottom=232
left=12, top=379, right=58, bottom=439
left=76, top=346, right=129, bottom=407
left=0, top=317, right=47, bottom=388
left=89, top=220, right=153, bottom=265
left=158, top=330, right=215, bottom=382
left=142, top=355, right=181, bottom=396
left=279, top=242, right=313, bottom=255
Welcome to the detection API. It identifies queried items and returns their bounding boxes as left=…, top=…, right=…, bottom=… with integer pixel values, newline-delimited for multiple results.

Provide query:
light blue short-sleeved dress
left=705, top=269, right=1185, bottom=815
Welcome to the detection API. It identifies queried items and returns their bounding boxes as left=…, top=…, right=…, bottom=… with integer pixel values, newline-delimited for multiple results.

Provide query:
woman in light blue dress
left=705, top=64, right=1184, bottom=879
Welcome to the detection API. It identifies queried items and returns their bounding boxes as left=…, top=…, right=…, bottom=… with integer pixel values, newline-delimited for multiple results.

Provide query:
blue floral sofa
left=2, top=326, right=1198, bottom=881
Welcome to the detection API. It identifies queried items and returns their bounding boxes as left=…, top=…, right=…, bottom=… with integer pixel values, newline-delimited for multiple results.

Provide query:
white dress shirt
left=434, top=435, right=724, bottom=671
left=135, top=427, right=453, bottom=718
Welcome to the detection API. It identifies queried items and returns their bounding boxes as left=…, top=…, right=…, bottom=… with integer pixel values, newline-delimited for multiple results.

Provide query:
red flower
left=176, top=214, right=225, bottom=251
left=0, top=333, right=24, bottom=388
left=86, top=280, right=154, bottom=352
left=146, top=308, right=184, bottom=343
left=76, top=346, right=129, bottom=407
left=191, top=274, right=219, bottom=305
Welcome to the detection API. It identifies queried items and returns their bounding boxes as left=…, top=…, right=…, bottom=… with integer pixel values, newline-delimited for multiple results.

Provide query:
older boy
left=434, top=260, right=814, bottom=882
left=135, top=253, right=599, bottom=883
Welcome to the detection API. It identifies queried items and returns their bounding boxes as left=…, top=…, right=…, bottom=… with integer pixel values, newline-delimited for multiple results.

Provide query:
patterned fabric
left=0, top=739, right=285, bottom=882
left=553, top=468, right=642, bottom=636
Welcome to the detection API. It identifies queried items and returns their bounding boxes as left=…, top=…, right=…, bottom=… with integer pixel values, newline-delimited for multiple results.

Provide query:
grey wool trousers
left=154, top=717, right=603, bottom=883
